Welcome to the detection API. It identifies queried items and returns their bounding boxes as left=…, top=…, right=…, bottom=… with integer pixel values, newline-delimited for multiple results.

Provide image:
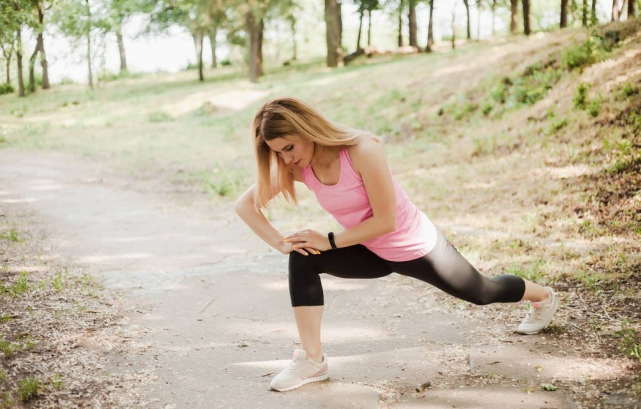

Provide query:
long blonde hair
left=253, top=96, right=379, bottom=209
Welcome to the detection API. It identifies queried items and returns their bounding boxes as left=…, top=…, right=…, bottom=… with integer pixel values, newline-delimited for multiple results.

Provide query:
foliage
left=573, top=82, right=589, bottom=109
left=0, top=83, right=14, bottom=95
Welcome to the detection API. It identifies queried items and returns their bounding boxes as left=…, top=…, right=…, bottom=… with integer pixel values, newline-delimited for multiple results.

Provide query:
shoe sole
left=516, top=293, right=560, bottom=335
left=269, top=372, right=329, bottom=392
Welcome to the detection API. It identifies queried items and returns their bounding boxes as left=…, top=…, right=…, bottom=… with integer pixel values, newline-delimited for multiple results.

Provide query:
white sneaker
left=517, top=287, right=559, bottom=334
left=269, top=349, right=329, bottom=392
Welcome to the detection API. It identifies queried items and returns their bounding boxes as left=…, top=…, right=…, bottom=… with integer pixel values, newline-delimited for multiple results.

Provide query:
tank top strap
left=339, top=147, right=362, bottom=184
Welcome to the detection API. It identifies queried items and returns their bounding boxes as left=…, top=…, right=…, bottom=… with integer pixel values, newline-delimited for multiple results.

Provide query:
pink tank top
left=301, top=147, right=437, bottom=262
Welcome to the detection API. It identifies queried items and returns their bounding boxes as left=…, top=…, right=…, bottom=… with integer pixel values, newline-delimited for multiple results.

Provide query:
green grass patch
left=613, top=321, right=641, bottom=363
left=17, top=378, right=39, bottom=402
left=0, top=229, right=22, bottom=243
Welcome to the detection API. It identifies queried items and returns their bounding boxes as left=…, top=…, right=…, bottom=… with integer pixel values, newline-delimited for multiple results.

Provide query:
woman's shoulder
left=347, top=137, right=386, bottom=174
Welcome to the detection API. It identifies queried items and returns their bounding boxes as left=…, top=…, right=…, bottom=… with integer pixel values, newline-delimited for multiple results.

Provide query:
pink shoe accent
left=312, top=364, right=328, bottom=377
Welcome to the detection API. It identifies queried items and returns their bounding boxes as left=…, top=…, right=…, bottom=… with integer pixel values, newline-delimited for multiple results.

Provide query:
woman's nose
left=280, top=153, right=293, bottom=164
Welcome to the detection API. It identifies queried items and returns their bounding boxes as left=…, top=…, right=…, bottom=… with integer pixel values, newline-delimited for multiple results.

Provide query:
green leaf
left=540, top=383, right=558, bottom=391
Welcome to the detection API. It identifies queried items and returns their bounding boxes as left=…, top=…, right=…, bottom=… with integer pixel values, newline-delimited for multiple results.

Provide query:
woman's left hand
left=283, top=229, right=331, bottom=253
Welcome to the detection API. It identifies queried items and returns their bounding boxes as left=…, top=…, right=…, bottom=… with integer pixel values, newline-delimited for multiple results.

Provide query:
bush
left=562, top=37, right=598, bottom=71
left=622, top=82, right=639, bottom=98
left=587, top=97, right=601, bottom=117
left=573, top=82, right=590, bottom=109
left=0, top=83, right=14, bottom=95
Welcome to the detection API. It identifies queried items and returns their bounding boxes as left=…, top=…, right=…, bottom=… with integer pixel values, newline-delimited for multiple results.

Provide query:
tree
left=0, top=2, right=18, bottom=85
left=490, top=0, right=498, bottom=35
left=397, top=0, right=403, bottom=47
left=27, top=1, right=50, bottom=92
left=612, top=0, right=619, bottom=21
left=425, top=0, right=434, bottom=52
left=522, top=0, right=530, bottom=35
left=476, top=0, right=482, bottom=39
left=408, top=0, right=417, bottom=47
left=510, top=0, right=518, bottom=33
left=52, top=0, right=102, bottom=89
left=325, top=0, right=342, bottom=67
left=106, top=0, right=146, bottom=73
left=462, top=0, right=470, bottom=39
left=582, top=0, right=588, bottom=26
left=561, top=0, right=569, bottom=27
left=12, top=0, right=29, bottom=96
left=629, top=0, right=636, bottom=17
left=354, top=0, right=377, bottom=51
left=147, top=0, right=229, bottom=81
left=590, top=0, right=597, bottom=25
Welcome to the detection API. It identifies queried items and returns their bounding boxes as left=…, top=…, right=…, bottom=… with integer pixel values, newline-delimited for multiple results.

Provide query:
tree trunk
left=463, top=0, right=471, bottom=39
left=39, top=32, right=49, bottom=89
left=522, top=0, right=531, bottom=35
left=582, top=0, right=588, bottom=26
left=398, top=0, right=403, bottom=47
left=85, top=0, right=93, bottom=89
left=492, top=0, right=497, bottom=35
left=28, top=42, right=38, bottom=93
left=510, top=0, right=519, bottom=33
left=591, top=0, right=597, bottom=24
left=246, top=11, right=264, bottom=82
left=619, top=0, right=627, bottom=19
left=426, top=0, right=434, bottom=52
left=357, top=7, right=364, bottom=50
left=116, top=31, right=128, bottom=72
left=408, top=0, right=417, bottom=47
left=612, top=0, right=619, bottom=21
left=192, top=30, right=204, bottom=81
left=475, top=2, right=481, bottom=40
left=561, top=0, right=569, bottom=27
left=288, top=18, right=297, bottom=61
left=629, top=0, right=636, bottom=17
left=325, top=0, right=343, bottom=67
left=34, top=5, right=49, bottom=89
left=451, top=8, right=456, bottom=50
left=367, top=9, right=372, bottom=46
left=5, top=55, right=10, bottom=83
left=16, top=26, right=24, bottom=97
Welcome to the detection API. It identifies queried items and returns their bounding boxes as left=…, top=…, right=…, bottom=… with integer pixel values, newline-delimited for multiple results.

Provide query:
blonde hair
left=253, top=96, right=379, bottom=209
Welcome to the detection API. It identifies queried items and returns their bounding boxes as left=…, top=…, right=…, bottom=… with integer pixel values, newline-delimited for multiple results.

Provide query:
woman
left=234, top=96, right=559, bottom=393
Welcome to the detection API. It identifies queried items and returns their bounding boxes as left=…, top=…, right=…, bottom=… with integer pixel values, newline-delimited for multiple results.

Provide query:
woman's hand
left=283, top=229, right=331, bottom=255
left=277, top=237, right=321, bottom=256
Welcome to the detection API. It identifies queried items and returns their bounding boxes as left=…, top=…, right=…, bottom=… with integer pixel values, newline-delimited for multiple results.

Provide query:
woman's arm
left=234, top=167, right=317, bottom=256
left=285, top=139, right=397, bottom=252
left=332, top=139, right=397, bottom=247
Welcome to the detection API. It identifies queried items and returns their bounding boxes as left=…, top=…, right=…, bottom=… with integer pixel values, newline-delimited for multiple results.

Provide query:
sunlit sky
left=17, top=0, right=619, bottom=84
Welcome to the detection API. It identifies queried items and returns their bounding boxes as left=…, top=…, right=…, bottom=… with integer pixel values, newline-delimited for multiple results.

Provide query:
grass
left=0, top=229, right=22, bottom=243
left=17, top=378, right=39, bottom=402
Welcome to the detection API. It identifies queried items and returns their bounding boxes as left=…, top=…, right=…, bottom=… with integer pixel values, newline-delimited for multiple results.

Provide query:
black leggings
left=288, top=229, right=526, bottom=307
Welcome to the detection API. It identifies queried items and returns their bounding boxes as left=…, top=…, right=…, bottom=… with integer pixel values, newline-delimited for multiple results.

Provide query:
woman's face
left=265, top=137, right=314, bottom=167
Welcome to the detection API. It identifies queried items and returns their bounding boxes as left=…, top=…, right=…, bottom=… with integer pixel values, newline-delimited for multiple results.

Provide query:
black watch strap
left=328, top=232, right=337, bottom=250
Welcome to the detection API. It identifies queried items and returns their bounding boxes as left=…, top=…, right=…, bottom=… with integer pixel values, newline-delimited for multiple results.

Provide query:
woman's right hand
left=278, top=240, right=320, bottom=257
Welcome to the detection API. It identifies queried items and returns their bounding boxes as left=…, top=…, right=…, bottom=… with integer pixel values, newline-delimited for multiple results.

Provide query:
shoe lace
left=282, top=358, right=306, bottom=374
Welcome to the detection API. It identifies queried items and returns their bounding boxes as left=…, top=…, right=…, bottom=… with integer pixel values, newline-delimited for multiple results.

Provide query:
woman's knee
left=289, top=251, right=315, bottom=275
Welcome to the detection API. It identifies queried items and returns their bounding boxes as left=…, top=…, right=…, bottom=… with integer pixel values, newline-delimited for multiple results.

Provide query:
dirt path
left=1, top=149, right=632, bottom=408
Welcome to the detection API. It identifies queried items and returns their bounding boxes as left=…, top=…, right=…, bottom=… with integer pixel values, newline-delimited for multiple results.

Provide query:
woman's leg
left=293, top=306, right=324, bottom=362
left=269, top=247, right=393, bottom=391
left=521, top=280, right=552, bottom=302
left=392, top=230, right=526, bottom=305
left=288, top=245, right=393, bottom=357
